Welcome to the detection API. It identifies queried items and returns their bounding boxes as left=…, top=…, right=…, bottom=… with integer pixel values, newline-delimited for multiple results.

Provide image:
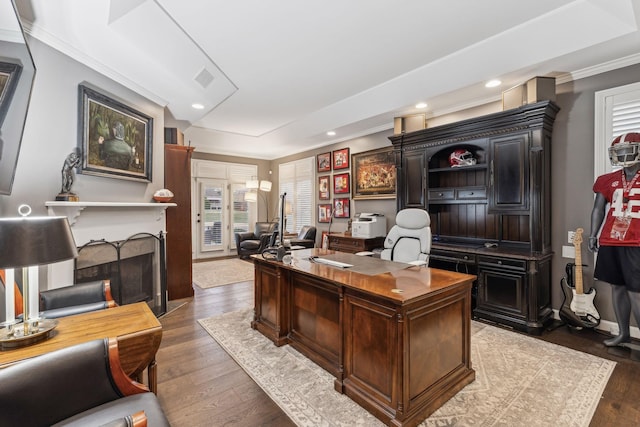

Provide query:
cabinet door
left=402, top=150, right=426, bottom=209
left=488, top=133, right=529, bottom=212
left=476, top=262, right=527, bottom=321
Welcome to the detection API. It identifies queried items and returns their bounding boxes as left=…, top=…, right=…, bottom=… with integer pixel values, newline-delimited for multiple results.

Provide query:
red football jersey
left=593, top=169, right=640, bottom=246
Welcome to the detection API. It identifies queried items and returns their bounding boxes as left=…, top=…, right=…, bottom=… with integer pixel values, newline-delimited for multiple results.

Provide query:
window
left=278, top=157, right=314, bottom=233
left=594, top=82, right=640, bottom=179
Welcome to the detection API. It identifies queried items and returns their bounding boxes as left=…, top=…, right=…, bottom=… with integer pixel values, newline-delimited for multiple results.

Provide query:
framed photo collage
left=316, top=148, right=350, bottom=223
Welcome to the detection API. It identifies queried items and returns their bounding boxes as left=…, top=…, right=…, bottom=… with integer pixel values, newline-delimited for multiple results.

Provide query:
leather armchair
left=235, top=221, right=278, bottom=259
left=288, top=225, right=317, bottom=248
left=0, top=338, right=170, bottom=427
left=39, top=280, right=117, bottom=319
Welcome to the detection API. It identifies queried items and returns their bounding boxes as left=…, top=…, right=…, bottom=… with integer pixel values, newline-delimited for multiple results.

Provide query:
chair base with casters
left=0, top=337, right=170, bottom=427
left=235, top=221, right=278, bottom=259
left=358, top=209, right=431, bottom=266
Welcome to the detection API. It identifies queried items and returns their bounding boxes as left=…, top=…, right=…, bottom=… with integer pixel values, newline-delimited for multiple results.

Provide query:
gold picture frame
left=351, top=147, right=397, bottom=199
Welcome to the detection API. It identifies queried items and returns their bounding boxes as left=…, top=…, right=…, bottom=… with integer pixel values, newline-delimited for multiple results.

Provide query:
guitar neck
left=574, top=233, right=584, bottom=295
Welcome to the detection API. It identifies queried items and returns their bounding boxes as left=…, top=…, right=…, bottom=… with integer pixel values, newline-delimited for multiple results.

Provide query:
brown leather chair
left=0, top=338, right=169, bottom=427
left=235, top=221, right=278, bottom=258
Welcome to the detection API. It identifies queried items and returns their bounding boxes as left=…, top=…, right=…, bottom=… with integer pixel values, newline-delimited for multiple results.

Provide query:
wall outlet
left=568, top=231, right=576, bottom=244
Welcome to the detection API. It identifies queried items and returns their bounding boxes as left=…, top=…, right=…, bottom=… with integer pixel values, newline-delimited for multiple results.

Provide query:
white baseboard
left=550, top=309, right=640, bottom=339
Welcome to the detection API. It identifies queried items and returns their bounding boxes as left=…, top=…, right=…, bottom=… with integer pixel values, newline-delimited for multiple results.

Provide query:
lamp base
left=0, top=318, right=58, bottom=350
left=55, top=192, right=79, bottom=201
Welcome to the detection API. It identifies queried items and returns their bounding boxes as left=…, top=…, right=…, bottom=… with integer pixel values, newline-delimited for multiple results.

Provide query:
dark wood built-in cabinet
left=164, top=143, right=195, bottom=300
left=390, top=101, right=559, bottom=334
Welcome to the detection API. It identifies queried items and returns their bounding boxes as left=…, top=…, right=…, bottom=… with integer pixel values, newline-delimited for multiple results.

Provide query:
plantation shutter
left=595, top=82, right=640, bottom=178
left=278, top=157, right=314, bottom=234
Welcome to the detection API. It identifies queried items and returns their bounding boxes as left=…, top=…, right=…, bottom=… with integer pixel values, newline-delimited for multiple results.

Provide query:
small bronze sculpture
left=56, top=149, right=81, bottom=201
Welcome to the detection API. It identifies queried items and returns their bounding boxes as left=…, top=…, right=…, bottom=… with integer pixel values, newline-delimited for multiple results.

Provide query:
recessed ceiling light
left=327, top=131, right=336, bottom=136
left=192, top=103, right=205, bottom=109
left=415, top=102, right=427, bottom=109
left=485, top=80, right=501, bottom=88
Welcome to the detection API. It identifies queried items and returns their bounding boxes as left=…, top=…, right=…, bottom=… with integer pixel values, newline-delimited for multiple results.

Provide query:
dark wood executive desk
left=251, top=248, right=476, bottom=427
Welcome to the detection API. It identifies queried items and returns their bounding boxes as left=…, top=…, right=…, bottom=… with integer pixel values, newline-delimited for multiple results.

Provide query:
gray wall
left=3, top=29, right=640, bottom=326
left=552, top=63, right=640, bottom=325
left=0, top=37, right=166, bottom=218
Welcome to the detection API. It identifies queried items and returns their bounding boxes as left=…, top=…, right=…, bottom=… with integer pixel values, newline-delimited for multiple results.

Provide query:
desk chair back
left=380, top=209, right=431, bottom=264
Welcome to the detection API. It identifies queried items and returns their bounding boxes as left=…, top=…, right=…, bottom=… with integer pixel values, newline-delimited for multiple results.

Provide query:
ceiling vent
left=194, top=67, right=214, bottom=88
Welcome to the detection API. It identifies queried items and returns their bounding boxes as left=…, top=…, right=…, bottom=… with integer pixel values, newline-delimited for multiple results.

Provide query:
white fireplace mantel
left=45, top=201, right=177, bottom=292
left=45, top=201, right=176, bottom=225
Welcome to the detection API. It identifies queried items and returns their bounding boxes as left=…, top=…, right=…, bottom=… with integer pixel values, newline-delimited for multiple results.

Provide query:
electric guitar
left=559, top=228, right=600, bottom=328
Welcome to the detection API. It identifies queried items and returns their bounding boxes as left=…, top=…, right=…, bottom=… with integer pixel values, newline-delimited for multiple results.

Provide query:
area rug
left=198, top=310, right=616, bottom=427
left=192, top=258, right=254, bottom=289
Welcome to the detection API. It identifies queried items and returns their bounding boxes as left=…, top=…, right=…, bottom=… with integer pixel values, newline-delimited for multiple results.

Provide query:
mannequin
left=589, top=132, right=640, bottom=347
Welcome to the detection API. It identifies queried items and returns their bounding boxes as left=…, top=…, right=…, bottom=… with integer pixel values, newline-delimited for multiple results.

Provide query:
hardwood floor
left=155, top=280, right=640, bottom=426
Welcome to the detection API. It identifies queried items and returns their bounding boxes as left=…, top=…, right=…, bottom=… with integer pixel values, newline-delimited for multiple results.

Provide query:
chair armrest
left=41, top=301, right=116, bottom=319
left=235, top=231, right=257, bottom=243
left=40, top=280, right=114, bottom=310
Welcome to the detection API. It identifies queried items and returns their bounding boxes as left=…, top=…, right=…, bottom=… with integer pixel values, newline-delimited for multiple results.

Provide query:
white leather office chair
left=380, top=208, right=431, bottom=266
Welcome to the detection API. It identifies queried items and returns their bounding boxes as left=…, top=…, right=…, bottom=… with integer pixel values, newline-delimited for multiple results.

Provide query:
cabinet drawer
left=430, top=249, right=476, bottom=264
left=456, top=187, right=486, bottom=199
left=428, top=189, right=454, bottom=200
left=478, top=256, right=526, bottom=271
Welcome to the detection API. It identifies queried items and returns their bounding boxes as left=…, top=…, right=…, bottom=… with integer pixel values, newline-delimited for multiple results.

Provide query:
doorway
left=192, top=160, right=257, bottom=259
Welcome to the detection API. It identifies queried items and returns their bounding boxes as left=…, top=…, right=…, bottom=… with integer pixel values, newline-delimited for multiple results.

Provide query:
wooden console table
left=0, top=302, right=162, bottom=393
left=252, top=248, right=475, bottom=426
left=327, top=233, right=385, bottom=253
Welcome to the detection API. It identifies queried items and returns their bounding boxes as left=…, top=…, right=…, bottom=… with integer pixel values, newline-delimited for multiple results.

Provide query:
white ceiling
left=17, top=0, right=640, bottom=159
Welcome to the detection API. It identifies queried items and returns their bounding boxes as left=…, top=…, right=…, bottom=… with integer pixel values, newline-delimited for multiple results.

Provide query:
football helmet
left=449, top=149, right=477, bottom=167
left=609, top=132, right=640, bottom=167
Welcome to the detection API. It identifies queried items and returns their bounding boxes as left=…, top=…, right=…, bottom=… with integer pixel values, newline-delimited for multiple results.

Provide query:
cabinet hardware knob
left=438, top=192, right=444, bottom=197
left=498, top=260, right=502, bottom=265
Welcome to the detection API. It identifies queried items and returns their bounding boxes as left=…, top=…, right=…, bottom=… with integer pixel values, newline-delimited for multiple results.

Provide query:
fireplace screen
left=74, top=232, right=166, bottom=316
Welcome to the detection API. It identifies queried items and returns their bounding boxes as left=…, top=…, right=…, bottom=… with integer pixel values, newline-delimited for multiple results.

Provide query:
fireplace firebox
left=74, top=232, right=167, bottom=316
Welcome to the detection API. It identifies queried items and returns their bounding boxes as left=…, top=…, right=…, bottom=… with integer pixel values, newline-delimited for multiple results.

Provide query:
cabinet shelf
left=429, top=164, right=487, bottom=174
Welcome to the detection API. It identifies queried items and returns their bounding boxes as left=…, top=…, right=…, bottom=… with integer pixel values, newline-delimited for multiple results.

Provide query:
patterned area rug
left=192, top=258, right=254, bottom=289
left=199, top=310, right=616, bottom=427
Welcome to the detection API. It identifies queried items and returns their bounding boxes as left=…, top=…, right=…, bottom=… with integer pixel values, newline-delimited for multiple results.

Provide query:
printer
left=352, top=213, right=386, bottom=238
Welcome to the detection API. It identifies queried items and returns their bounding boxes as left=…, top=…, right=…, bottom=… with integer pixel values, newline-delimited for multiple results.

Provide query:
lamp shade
left=259, top=180, right=272, bottom=192
left=0, top=216, right=78, bottom=269
left=246, top=179, right=259, bottom=189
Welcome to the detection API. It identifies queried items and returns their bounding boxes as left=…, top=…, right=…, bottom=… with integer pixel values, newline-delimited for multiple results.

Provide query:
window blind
left=278, top=157, right=314, bottom=234
left=594, top=82, right=640, bottom=178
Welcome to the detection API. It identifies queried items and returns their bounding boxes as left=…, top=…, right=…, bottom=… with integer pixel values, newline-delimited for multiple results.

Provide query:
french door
left=195, top=178, right=255, bottom=258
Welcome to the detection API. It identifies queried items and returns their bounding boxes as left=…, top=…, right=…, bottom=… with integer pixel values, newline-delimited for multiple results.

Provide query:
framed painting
left=333, top=173, right=350, bottom=194
left=0, top=61, right=22, bottom=128
left=333, top=197, right=350, bottom=218
left=318, top=175, right=330, bottom=200
left=317, top=152, right=331, bottom=172
left=318, top=204, right=332, bottom=223
left=78, top=84, right=153, bottom=182
left=352, top=146, right=397, bottom=199
left=332, top=147, right=350, bottom=170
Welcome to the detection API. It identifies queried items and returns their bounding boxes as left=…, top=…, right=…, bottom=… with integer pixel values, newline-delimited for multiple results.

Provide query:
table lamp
left=0, top=205, right=78, bottom=349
